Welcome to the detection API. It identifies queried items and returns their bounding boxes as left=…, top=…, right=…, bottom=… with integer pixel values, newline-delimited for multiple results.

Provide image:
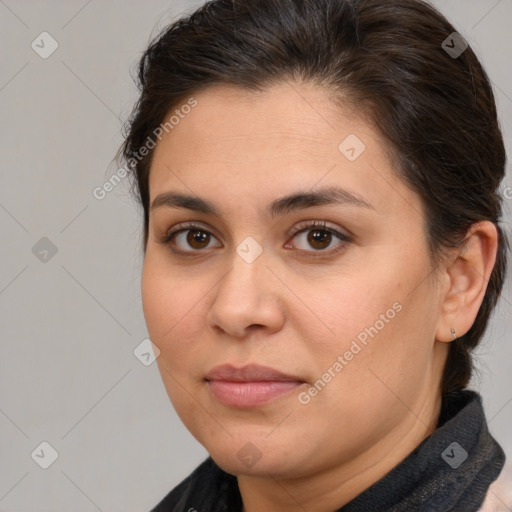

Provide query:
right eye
left=158, top=222, right=222, bottom=254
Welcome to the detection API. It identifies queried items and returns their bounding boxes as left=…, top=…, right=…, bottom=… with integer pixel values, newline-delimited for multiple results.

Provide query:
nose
left=206, top=244, right=286, bottom=340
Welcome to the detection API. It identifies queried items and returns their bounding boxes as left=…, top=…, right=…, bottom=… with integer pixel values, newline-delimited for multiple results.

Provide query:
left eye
left=285, top=221, right=350, bottom=254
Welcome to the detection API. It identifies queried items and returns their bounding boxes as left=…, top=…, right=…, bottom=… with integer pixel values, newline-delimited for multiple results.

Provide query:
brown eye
left=286, top=220, right=351, bottom=255
left=307, top=228, right=333, bottom=250
left=159, top=222, right=222, bottom=253
left=186, top=229, right=211, bottom=249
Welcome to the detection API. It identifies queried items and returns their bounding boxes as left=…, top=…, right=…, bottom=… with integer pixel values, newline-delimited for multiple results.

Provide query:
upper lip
left=205, top=364, right=304, bottom=382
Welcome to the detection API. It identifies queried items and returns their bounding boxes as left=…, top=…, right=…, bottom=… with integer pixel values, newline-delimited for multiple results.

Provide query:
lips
left=205, top=364, right=305, bottom=408
left=205, top=364, right=303, bottom=382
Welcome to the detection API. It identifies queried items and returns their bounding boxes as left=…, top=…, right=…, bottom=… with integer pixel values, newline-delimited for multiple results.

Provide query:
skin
left=141, top=81, right=498, bottom=512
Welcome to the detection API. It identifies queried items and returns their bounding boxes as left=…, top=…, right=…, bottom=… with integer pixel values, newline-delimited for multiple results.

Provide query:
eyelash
left=157, top=220, right=351, bottom=258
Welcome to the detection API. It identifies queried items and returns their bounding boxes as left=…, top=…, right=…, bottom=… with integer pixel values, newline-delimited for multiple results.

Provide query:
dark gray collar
left=337, top=390, right=505, bottom=511
left=151, top=390, right=505, bottom=512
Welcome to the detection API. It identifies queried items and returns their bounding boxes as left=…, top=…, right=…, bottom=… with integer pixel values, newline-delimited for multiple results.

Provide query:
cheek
left=300, top=272, right=403, bottom=353
left=141, top=254, right=187, bottom=355
left=141, top=253, right=208, bottom=368
left=141, top=256, right=169, bottom=341
left=300, top=259, right=437, bottom=394
left=142, top=255, right=209, bottom=421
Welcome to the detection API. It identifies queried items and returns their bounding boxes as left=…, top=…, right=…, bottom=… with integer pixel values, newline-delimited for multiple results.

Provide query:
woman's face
left=142, top=82, right=449, bottom=479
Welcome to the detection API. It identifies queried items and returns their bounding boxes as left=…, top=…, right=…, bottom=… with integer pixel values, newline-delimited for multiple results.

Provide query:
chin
left=210, top=450, right=291, bottom=478
left=202, top=434, right=311, bottom=479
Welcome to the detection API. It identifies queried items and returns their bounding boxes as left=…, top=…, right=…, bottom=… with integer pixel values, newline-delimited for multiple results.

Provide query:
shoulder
left=479, top=462, right=512, bottom=512
left=149, top=457, right=240, bottom=512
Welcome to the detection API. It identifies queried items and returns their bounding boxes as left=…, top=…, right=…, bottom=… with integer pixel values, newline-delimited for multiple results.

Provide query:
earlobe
left=435, top=221, right=498, bottom=344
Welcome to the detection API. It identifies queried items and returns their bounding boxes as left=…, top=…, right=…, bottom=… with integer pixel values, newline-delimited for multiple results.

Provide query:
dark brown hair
left=118, top=0, right=509, bottom=395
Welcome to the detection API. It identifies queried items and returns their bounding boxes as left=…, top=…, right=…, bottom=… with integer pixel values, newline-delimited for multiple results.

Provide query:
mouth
left=205, top=364, right=306, bottom=408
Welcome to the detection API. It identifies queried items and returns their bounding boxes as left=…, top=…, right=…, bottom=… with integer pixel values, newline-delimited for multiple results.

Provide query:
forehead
left=153, top=82, right=361, bottom=158
left=147, top=82, right=419, bottom=218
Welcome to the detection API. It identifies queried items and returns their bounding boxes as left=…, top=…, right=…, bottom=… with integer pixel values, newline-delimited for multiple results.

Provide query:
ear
left=435, top=221, right=498, bottom=343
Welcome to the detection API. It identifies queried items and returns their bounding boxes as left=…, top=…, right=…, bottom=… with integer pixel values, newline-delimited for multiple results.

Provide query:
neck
left=238, top=390, right=442, bottom=512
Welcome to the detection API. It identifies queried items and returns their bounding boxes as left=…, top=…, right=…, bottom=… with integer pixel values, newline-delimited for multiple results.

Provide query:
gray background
left=0, top=1, right=511, bottom=510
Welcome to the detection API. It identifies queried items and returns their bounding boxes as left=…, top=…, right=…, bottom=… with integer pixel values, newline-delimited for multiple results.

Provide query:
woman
left=118, top=0, right=511, bottom=510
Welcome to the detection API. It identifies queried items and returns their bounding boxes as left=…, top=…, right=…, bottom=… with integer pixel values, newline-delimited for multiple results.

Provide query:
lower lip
left=207, top=380, right=303, bottom=408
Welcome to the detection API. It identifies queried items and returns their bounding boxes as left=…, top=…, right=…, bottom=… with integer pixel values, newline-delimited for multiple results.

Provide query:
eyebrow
left=150, top=186, right=375, bottom=218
